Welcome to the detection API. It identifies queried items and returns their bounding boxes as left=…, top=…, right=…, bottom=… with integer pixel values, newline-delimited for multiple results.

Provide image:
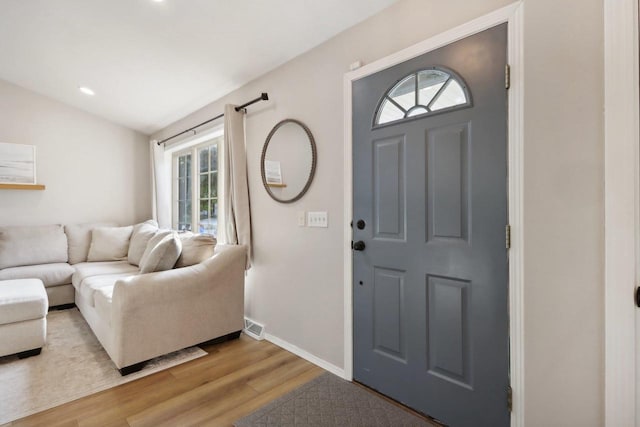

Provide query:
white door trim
left=604, top=0, right=639, bottom=425
left=342, top=2, right=525, bottom=426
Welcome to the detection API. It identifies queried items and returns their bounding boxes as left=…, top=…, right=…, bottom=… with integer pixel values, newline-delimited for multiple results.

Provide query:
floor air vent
left=244, top=318, right=265, bottom=340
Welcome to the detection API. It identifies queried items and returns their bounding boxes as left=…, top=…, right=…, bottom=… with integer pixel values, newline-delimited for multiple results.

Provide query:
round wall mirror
left=261, top=119, right=317, bottom=203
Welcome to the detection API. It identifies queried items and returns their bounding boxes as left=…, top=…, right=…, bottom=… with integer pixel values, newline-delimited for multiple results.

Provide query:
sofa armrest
left=109, top=244, right=246, bottom=368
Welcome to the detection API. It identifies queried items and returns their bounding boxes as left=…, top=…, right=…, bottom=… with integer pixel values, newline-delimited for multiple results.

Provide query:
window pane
left=186, top=173, right=192, bottom=200
left=178, top=178, right=186, bottom=201
left=200, top=199, right=209, bottom=221
left=178, top=201, right=185, bottom=224
left=210, top=172, right=218, bottom=198
left=407, top=106, right=428, bottom=117
left=389, top=74, right=415, bottom=111
left=186, top=200, right=192, bottom=225
left=419, top=82, right=445, bottom=107
left=200, top=174, right=209, bottom=199
left=198, top=199, right=217, bottom=236
left=178, top=156, right=186, bottom=178
left=418, top=70, right=449, bottom=106
left=199, top=147, right=209, bottom=173
left=431, top=80, right=467, bottom=111
left=376, top=98, right=405, bottom=125
left=186, top=153, right=192, bottom=175
left=210, top=145, right=218, bottom=172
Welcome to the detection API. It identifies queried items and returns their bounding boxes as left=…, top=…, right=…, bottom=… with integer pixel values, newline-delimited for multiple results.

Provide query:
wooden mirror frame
left=260, top=119, right=317, bottom=204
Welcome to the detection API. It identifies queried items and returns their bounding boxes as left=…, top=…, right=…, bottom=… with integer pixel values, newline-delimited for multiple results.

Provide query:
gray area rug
left=234, top=372, right=432, bottom=427
left=0, top=307, right=206, bottom=424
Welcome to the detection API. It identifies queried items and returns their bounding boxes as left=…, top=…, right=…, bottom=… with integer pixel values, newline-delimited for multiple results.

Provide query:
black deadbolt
left=636, top=287, right=640, bottom=308
left=356, top=219, right=366, bottom=230
left=353, top=240, right=366, bottom=251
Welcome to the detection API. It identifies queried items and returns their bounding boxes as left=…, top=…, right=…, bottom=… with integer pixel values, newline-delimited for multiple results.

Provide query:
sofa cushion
left=139, top=233, right=182, bottom=274
left=79, top=274, right=133, bottom=307
left=175, top=233, right=216, bottom=268
left=94, top=286, right=113, bottom=326
left=0, top=279, right=48, bottom=325
left=65, top=222, right=116, bottom=265
left=0, top=224, right=68, bottom=269
left=127, top=220, right=158, bottom=267
left=87, top=226, right=133, bottom=262
left=0, top=263, right=74, bottom=288
left=72, top=261, right=139, bottom=290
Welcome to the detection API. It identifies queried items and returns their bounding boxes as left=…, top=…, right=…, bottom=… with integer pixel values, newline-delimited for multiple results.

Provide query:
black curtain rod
left=156, top=92, right=269, bottom=146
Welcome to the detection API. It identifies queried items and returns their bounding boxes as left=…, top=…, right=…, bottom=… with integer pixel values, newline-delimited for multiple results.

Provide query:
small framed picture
left=0, top=142, right=36, bottom=184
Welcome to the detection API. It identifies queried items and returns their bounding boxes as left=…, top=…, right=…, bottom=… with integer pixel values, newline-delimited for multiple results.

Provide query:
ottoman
left=0, top=279, right=48, bottom=358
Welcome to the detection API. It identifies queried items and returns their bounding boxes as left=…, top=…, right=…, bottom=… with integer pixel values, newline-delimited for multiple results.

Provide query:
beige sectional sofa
left=0, top=221, right=246, bottom=374
left=0, top=224, right=76, bottom=307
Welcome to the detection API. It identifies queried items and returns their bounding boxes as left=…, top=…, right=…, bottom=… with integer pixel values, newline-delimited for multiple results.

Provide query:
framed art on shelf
left=0, top=142, right=36, bottom=185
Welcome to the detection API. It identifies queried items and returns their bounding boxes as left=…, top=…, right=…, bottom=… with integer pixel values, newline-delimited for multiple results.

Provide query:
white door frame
left=604, top=0, right=639, bottom=425
left=342, top=2, right=524, bottom=426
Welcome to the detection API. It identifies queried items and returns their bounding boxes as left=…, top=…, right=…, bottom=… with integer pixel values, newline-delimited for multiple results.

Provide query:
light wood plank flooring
left=3, top=335, right=324, bottom=427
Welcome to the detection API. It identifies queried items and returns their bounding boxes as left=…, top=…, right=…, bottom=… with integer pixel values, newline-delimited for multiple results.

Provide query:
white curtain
left=223, top=105, right=252, bottom=268
left=150, top=140, right=171, bottom=229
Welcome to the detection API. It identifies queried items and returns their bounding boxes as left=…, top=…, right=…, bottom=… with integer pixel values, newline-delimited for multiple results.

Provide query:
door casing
left=603, top=0, right=640, bottom=425
left=342, top=2, right=524, bottom=426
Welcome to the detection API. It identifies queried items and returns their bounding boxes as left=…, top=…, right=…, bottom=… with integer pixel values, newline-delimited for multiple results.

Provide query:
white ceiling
left=0, top=0, right=397, bottom=134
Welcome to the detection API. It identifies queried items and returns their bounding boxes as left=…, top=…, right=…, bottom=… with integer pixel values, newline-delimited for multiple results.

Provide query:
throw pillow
left=138, top=230, right=172, bottom=267
left=87, top=226, right=134, bottom=262
left=175, top=233, right=216, bottom=268
left=127, top=220, right=158, bottom=266
left=138, top=232, right=182, bottom=274
left=65, top=222, right=117, bottom=264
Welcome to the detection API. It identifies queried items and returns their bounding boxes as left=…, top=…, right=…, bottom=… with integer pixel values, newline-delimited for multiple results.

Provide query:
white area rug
left=0, top=308, right=207, bottom=424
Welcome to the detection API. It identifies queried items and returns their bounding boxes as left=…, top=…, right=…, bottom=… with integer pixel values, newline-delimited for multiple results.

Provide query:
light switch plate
left=297, top=211, right=306, bottom=226
left=307, top=211, right=328, bottom=228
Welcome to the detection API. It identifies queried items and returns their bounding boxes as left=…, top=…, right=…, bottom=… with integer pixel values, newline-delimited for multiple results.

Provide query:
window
left=172, top=136, right=222, bottom=237
left=374, top=68, right=471, bottom=126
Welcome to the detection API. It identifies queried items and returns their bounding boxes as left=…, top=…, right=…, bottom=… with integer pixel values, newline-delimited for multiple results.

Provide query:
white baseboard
left=264, top=333, right=346, bottom=379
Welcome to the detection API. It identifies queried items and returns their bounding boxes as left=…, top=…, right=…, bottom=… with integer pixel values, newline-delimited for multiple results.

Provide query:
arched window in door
left=374, top=67, right=471, bottom=126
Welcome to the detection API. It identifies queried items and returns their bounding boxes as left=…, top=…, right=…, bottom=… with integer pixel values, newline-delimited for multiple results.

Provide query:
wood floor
left=3, top=335, right=325, bottom=427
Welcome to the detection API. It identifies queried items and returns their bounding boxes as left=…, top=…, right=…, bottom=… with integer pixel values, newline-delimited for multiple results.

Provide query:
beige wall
left=153, top=0, right=604, bottom=425
left=523, top=0, right=604, bottom=425
left=0, top=79, right=151, bottom=227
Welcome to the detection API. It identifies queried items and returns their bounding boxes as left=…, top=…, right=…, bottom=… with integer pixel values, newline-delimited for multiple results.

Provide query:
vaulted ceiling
left=0, top=0, right=397, bottom=134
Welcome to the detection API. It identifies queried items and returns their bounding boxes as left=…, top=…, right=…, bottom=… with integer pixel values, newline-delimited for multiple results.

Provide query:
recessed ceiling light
left=78, top=86, right=95, bottom=96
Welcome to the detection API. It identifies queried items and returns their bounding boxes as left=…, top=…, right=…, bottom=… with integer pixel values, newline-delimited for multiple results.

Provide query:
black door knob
left=353, top=240, right=366, bottom=251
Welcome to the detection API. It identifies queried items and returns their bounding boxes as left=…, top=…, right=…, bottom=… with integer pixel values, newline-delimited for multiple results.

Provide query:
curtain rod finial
left=261, top=92, right=269, bottom=101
